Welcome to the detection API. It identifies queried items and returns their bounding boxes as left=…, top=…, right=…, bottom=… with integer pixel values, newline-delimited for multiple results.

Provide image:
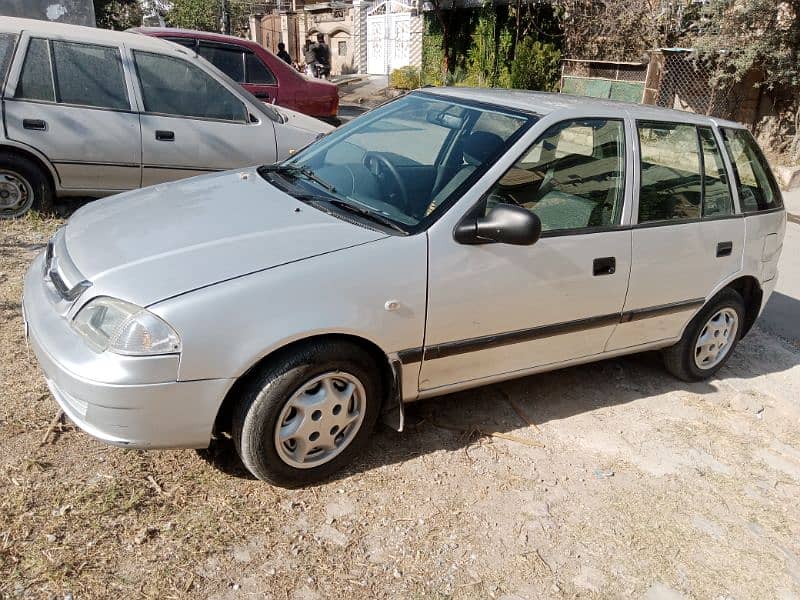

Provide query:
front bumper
left=23, top=253, right=233, bottom=449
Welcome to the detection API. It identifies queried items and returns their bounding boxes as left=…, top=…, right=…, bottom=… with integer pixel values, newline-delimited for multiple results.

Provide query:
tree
left=94, top=0, right=143, bottom=30
left=510, top=39, right=561, bottom=91
left=165, top=0, right=254, bottom=34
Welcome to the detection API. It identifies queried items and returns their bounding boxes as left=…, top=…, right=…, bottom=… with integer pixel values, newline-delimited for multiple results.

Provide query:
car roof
left=422, top=87, right=744, bottom=129
left=131, top=27, right=261, bottom=49
left=0, top=17, right=185, bottom=54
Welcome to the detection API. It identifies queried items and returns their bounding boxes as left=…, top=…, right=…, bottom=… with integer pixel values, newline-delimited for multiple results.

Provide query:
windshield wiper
left=314, top=198, right=408, bottom=234
left=260, top=164, right=337, bottom=194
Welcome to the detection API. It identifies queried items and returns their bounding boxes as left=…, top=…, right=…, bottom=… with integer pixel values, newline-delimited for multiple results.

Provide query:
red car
left=132, top=28, right=339, bottom=124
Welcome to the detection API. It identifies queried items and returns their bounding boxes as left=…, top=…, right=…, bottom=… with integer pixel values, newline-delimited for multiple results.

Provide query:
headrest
left=462, top=131, right=505, bottom=166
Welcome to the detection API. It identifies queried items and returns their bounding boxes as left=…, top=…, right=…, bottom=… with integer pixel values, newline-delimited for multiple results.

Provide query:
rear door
left=130, top=48, right=278, bottom=186
left=606, top=120, right=745, bottom=350
left=720, top=127, right=786, bottom=285
left=4, top=32, right=141, bottom=191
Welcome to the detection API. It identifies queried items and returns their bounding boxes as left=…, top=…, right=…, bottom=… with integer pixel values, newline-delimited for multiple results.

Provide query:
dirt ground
left=2, top=212, right=800, bottom=600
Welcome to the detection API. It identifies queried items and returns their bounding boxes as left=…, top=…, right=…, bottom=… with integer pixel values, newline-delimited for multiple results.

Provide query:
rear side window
left=698, top=127, right=733, bottom=217
left=245, top=52, right=276, bottom=85
left=51, top=41, right=129, bottom=110
left=721, top=128, right=783, bottom=212
left=0, top=33, right=18, bottom=89
left=15, top=38, right=128, bottom=110
left=15, top=38, right=54, bottom=102
left=637, top=122, right=701, bottom=222
left=197, top=43, right=244, bottom=82
left=133, top=50, right=247, bottom=122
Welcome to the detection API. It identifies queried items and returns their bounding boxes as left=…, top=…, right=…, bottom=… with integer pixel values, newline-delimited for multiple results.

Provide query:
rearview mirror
left=426, top=109, right=466, bottom=130
left=454, top=203, right=542, bottom=246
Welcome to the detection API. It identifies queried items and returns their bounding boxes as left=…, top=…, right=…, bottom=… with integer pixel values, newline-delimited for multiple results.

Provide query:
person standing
left=312, top=33, right=331, bottom=79
left=277, top=42, right=292, bottom=65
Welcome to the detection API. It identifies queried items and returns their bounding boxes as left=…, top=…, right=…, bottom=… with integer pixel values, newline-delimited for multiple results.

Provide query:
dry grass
left=2, top=211, right=800, bottom=599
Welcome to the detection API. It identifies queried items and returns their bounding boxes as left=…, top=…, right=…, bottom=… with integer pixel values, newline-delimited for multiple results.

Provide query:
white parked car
left=23, top=89, right=785, bottom=486
left=0, top=18, right=331, bottom=218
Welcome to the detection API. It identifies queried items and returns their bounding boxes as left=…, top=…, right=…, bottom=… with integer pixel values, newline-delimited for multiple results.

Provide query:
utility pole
left=221, top=0, right=231, bottom=34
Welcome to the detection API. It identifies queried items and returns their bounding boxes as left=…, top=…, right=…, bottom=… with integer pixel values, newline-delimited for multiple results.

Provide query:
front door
left=606, top=122, right=745, bottom=350
left=195, top=40, right=279, bottom=104
left=5, top=35, right=141, bottom=191
left=420, top=118, right=633, bottom=392
left=131, top=49, right=277, bottom=186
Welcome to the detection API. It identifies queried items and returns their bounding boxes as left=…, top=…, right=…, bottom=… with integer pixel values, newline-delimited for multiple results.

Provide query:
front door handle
left=716, top=241, right=733, bottom=257
left=593, top=256, right=616, bottom=276
left=155, top=130, right=175, bottom=141
left=23, top=119, right=47, bottom=131
left=253, top=91, right=270, bottom=100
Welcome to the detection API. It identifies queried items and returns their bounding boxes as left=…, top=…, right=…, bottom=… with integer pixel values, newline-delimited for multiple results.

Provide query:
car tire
left=662, top=288, right=746, bottom=382
left=0, top=152, right=54, bottom=219
left=232, top=340, right=383, bottom=486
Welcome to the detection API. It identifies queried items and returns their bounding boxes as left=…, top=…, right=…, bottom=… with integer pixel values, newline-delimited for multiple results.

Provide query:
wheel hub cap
left=0, top=171, right=33, bottom=216
left=694, top=307, right=738, bottom=370
left=274, top=371, right=366, bottom=469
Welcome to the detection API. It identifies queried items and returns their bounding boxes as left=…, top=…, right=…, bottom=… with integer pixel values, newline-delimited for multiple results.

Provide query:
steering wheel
left=363, top=152, right=409, bottom=213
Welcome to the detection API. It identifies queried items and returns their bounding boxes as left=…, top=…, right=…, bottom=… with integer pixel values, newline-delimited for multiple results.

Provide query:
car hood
left=277, top=106, right=334, bottom=134
left=63, top=168, right=387, bottom=307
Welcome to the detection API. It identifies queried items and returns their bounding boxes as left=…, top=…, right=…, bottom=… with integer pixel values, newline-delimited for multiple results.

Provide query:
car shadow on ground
left=198, top=331, right=800, bottom=483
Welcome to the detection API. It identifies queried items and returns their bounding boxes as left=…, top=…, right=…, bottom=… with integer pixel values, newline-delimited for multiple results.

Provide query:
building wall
left=0, top=0, right=95, bottom=26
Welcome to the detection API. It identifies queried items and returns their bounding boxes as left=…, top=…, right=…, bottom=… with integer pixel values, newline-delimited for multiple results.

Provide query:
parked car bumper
left=22, top=253, right=232, bottom=449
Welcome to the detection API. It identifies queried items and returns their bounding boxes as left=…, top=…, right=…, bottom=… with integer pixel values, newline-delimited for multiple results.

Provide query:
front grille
left=43, top=229, right=91, bottom=302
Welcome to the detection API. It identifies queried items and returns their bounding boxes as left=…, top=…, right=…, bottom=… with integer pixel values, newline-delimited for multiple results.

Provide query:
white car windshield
left=263, top=92, right=535, bottom=232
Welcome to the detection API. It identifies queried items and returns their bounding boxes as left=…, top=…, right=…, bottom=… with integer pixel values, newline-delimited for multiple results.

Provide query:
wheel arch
left=723, top=275, right=763, bottom=338
left=0, top=142, right=60, bottom=191
left=212, top=333, right=396, bottom=437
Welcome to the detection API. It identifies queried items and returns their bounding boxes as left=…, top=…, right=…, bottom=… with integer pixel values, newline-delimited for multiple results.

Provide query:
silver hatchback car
left=0, top=18, right=331, bottom=218
left=23, top=89, right=786, bottom=486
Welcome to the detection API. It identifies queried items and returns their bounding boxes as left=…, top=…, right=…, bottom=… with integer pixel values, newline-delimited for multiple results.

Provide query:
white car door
left=128, top=48, right=278, bottom=186
left=4, top=33, right=141, bottom=191
left=419, top=118, right=633, bottom=393
left=605, top=121, right=746, bottom=351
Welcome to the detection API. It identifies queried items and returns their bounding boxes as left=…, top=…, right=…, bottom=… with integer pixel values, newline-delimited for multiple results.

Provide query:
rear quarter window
left=721, top=128, right=783, bottom=212
left=0, top=33, right=18, bottom=90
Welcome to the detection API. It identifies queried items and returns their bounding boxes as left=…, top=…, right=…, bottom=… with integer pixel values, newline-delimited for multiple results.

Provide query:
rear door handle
left=23, top=119, right=47, bottom=131
left=155, top=130, right=175, bottom=141
left=593, top=256, right=616, bottom=276
left=253, top=91, right=270, bottom=100
left=716, top=241, right=733, bottom=257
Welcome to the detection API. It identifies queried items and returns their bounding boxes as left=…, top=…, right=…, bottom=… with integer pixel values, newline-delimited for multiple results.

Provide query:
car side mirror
left=454, top=203, right=542, bottom=246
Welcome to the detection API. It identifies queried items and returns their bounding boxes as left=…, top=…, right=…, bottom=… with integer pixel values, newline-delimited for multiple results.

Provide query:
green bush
left=510, top=39, right=562, bottom=91
left=390, top=66, right=422, bottom=90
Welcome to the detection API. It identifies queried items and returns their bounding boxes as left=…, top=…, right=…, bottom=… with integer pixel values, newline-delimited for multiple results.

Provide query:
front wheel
left=662, top=288, right=745, bottom=382
left=232, top=340, right=383, bottom=486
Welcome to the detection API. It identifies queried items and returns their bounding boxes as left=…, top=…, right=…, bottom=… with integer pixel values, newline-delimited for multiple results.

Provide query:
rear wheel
left=232, top=340, right=383, bottom=486
left=0, top=152, right=54, bottom=219
left=662, top=288, right=745, bottom=382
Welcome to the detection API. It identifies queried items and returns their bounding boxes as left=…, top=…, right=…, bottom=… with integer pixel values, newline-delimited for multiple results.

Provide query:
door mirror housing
left=455, top=203, right=542, bottom=246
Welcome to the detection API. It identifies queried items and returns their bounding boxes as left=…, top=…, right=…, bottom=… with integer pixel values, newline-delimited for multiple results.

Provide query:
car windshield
left=262, top=92, right=534, bottom=232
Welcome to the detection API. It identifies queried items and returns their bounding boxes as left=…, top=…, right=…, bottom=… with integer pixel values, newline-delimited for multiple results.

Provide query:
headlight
left=72, top=297, right=181, bottom=356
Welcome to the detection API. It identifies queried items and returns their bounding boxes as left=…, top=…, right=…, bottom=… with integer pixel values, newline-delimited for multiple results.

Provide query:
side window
left=15, top=38, right=54, bottom=102
left=51, top=41, right=129, bottom=110
left=721, top=127, right=782, bottom=212
left=638, top=122, right=701, bottom=222
left=698, top=127, right=733, bottom=217
left=197, top=43, right=244, bottom=83
left=245, top=52, right=276, bottom=85
left=133, top=51, right=247, bottom=122
left=0, top=33, right=18, bottom=89
left=163, top=37, right=197, bottom=49
left=486, top=119, right=626, bottom=232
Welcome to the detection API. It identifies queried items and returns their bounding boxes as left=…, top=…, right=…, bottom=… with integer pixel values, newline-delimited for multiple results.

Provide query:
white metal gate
left=366, top=0, right=412, bottom=75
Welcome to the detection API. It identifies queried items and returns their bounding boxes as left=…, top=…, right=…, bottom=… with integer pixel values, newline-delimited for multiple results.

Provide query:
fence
left=560, top=59, right=647, bottom=103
